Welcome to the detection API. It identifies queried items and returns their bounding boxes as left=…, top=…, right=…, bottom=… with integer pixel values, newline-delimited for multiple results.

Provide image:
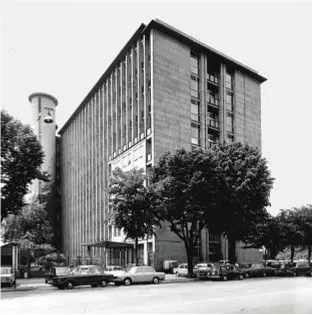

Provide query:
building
left=58, top=19, right=266, bottom=269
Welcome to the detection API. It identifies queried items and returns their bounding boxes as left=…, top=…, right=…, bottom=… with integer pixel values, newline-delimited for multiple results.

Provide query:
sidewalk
left=2, top=275, right=198, bottom=292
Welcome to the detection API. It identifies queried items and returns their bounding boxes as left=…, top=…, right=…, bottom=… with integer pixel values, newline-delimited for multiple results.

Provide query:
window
left=191, top=123, right=200, bottom=145
left=226, top=91, right=233, bottom=111
left=191, top=99, right=199, bottom=121
left=191, top=76, right=200, bottom=98
left=227, top=134, right=234, bottom=142
left=191, top=51, right=199, bottom=75
left=227, top=113, right=234, bottom=133
left=226, top=72, right=233, bottom=89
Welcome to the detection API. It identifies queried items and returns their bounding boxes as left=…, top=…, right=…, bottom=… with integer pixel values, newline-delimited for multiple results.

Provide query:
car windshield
left=125, top=267, right=136, bottom=273
left=55, top=267, right=71, bottom=275
left=1, top=267, right=12, bottom=274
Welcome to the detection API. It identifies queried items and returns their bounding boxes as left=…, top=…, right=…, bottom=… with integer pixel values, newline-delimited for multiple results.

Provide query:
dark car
left=239, top=263, right=276, bottom=278
left=290, top=262, right=312, bottom=277
left=52, top=265, right=114, bottom=289
left=276, top=262, right=296, bottom=276
left=207, top=263, right=244, bottom=281
left=45, top=266, right=71, bottom=284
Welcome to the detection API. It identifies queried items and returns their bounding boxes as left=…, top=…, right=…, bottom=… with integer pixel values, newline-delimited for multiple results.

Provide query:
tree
left=2, top=198, right=55, bottom=272
left=245, top=215, right=284, bottom=262
left=211, top=142, right=274, bottom=263
left=108, top=167, right=161, bottom=265
left=277, top=209, right=304, bottom=262
left=1, top=110, right=49, bottom=221
left=293, top=205, right=312, bottom=266
left=150, top=148, right=224, bottom=277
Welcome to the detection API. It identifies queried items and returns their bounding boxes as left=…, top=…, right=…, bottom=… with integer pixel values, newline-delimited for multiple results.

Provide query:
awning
left=82, top=241, right=134, bottom=249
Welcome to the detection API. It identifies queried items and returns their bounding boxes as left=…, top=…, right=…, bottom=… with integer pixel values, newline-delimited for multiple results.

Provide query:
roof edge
left=58, top=23, right=146, bottom=135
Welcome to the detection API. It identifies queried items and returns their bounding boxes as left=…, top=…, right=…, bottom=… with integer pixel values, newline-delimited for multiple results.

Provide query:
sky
left=1, top=0, right=312, bottom=216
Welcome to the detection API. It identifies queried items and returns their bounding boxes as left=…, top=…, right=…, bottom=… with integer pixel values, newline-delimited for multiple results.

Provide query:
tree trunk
left=134, top=237, right=139, bottom=265
left=290, top=245, right=295, bottom=262
left=228, top=238, right=236, bottom=264
left=308, top=245, right=311, bottom=268
left=186, top=245, right=194, bottom=278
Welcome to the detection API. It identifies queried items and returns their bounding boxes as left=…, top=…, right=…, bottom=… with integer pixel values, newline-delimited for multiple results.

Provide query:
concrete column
left=220, top=63, right=226, bottom=142
left=144, top=240, right=148, bottom=265
left=200, top=53, right=206, bottom=148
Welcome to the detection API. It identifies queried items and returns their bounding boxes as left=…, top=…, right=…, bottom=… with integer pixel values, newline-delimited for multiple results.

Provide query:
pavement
left=1, top=276, right=312, bottom=313
left=1, top=274, right=197, bottom=292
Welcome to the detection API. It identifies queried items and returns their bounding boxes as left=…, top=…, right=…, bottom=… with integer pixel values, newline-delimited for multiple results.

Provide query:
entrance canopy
left=82, top=241, right=134, bottom=249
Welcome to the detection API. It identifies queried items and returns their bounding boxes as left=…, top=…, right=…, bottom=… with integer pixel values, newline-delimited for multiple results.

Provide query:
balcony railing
left=207, top=73, right=219, bottom=84
left=207, top=118, right=219, bottom=129
left=207, top=95, right=219, bottom=107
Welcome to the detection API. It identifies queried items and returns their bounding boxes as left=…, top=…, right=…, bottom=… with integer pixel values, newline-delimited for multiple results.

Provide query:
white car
left=104, top=265, right=125, bottom=279
left=1, top=266, right=16, bottom=287
left=114, top=266, right=165, bottom=285
left=173, top=263, right=189, bottom=277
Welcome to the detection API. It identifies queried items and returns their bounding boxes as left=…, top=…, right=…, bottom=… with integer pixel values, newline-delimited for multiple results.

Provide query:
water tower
left=28, top=92, right=58, bottom=196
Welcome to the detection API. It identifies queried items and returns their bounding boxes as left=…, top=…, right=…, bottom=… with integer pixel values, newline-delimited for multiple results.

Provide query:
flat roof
left=59, top=19, right=266, bottom=135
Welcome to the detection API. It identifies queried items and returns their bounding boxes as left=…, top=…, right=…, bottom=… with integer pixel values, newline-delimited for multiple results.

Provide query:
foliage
left=108, top=167, right=161, bottom=265
left=150, top=148, right=224, bottom=277
left=2, top=198, right=55, bottom=271
left=211, top=142, right=274, bottom=263
left=1, top=110, right=49, bottom=221
left=37, top=252, right=67, bottom=270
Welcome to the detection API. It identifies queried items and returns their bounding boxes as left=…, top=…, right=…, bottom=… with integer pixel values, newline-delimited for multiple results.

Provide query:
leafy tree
left=277, top=209, right=304, bottom=262
left=1, top=110, right=49, bottom=221
left=211, top=142, right=274, bottom=263
left=293, top=205, right=312, bottom=266
left=245, top=215, right=284, bottom=262
left=108, top=167, right=161, bottom=265
left=150, top=148, right=224, bottom=277
left=2, top=198, right=54, bottom=272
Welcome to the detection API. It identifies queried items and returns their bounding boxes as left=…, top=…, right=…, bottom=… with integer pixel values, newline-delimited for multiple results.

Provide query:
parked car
left=173, top=263, right=188, bottom=277
left=104, top=265, right=125, bottom=279
left=114, top=266, right=165, bottom=286
left=276, top=262, right=296, bottom=276
left=45, top=266, right=71, bottom=284
left=0, top=266, right=16, bottom=287
left=207, top=263, right=244, bottom=281
left=52, top=265, right=114, bottom=289
left=290, top=262, right=312, bottom=277
left=193, top=262, right=214, bottom=279
left=239, top=263, right=276, bottom=278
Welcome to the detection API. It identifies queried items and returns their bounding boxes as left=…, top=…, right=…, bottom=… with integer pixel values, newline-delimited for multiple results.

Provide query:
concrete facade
left=58, top=19, right=266, bottom=269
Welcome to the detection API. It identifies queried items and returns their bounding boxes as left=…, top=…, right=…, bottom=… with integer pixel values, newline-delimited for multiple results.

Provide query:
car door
left=132, top=267, right=145, bottom=283
left=144, top=266, right=155, bottom=282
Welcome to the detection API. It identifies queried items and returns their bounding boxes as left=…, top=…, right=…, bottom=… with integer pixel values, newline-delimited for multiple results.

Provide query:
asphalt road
left=1, top=277, right=312, bottom=313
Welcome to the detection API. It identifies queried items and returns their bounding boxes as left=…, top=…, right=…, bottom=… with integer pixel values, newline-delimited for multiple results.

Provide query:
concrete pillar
left=143, top=240, right=148, bottom=265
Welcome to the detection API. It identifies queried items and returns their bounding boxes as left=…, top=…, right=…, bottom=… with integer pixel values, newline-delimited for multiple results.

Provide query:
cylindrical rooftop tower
left=29, top=92, right=58, bottom=196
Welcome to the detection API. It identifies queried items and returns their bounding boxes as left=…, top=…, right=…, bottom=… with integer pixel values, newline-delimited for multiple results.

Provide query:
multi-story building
left=58, top=19, right=266, bottom=269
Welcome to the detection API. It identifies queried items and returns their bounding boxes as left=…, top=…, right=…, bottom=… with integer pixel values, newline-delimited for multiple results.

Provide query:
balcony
left=207, top=118, right=219, bottom=129
left=207, top=95, right=219, bottom=107
left=207, top=73, right=219, bottom=85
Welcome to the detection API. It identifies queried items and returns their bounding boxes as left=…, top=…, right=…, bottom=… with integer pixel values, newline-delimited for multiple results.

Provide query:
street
left=1, top=277, right=312, bottom=313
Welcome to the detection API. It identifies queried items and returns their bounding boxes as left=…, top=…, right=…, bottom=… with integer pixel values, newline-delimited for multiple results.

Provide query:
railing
left=207, top=73, right=219, bottom=84
left=207, top=118, right=219, bottom=129
left=207, top=95, right=219, bottom=106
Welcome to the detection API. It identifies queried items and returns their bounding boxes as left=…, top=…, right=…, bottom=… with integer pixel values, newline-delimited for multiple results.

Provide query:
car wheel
left=222, top=275, right=228, bottom=281
left=245, top=273, right=250, bottom=279
left=152, top=277, right=160, bottom=284
left=67, top=281, right=74, bottom=289
left=263, top=272, right=267, bottom=277
left=238, top=274, right=243, bottom=280
left=100, top=280, right=107, bottom=287
left=176, top=272, right=180, bottom=277
left=124, top=278, right=132, bottom=286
